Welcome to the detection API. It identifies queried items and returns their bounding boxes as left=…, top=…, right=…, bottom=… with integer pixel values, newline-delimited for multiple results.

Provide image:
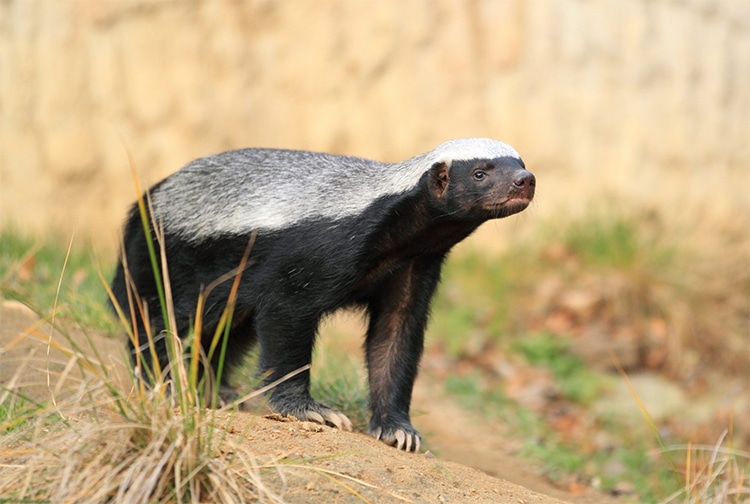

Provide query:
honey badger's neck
left=361, top=152, right=534, bottom=257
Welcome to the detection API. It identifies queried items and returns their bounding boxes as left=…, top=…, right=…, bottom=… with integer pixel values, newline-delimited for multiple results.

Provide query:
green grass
left=554, top=205, right=678, bottom=272
left=513, top=333, right=602, bottom=405
left=561, top=213, right=642, bottom=269
left=430, top=245, right=537, bottom=357
left=0, top=229, right=117, bottom=334
left=0, top=397, right=40, bottom=435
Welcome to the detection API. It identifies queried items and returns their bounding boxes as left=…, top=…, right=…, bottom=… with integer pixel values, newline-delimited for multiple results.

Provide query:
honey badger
left=110, top=138, right=535, bottom=452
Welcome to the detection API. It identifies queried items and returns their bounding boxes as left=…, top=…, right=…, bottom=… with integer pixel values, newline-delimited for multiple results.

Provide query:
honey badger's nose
left=512, top=170, right=536, bottom=190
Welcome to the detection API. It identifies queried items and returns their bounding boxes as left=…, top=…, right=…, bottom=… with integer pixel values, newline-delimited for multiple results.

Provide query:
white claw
left=395, top=430, right=406, bottom=450
left=323, top=410, right=354, bottom=431
left=325, top=413, right=341, bottom=429
left=371, top=427, right=421, bottom=452
left=338, top=413, right=354, bottom=432
left=306, top=411, right=326, bottom=425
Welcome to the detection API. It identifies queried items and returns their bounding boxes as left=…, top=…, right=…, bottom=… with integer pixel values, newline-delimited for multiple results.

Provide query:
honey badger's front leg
left=365, top=254, right=445, bottom=452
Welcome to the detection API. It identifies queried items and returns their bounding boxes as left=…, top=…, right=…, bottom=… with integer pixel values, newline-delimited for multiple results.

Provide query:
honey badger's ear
left=429, top=161, right=450, bottom=199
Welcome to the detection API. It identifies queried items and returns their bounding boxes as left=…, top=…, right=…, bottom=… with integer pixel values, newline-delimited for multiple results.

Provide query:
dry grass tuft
left=0, top=346, right=285, bottom=503
left=661, top=431, right=750, bottom=504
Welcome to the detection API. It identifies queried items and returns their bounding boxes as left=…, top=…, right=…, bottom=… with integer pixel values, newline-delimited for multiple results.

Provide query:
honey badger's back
left=110, top=138, right=533, bottom=452
left=149, top=148, right=393, bottom=240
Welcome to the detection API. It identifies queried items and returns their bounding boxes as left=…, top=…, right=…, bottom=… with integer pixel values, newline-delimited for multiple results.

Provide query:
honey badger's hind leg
left=255, top=312, right=353, bottom=431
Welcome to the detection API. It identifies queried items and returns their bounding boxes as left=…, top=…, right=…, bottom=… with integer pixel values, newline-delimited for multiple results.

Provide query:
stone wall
left=1, top=0, right=748, bottom=246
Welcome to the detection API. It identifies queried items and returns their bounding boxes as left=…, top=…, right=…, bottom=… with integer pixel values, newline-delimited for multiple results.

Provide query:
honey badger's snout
left=511, top=169, right=536, bottom=200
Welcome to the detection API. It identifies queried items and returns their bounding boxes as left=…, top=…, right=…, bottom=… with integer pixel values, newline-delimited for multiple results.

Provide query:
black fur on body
left=110, top=138, right=535, bottom=452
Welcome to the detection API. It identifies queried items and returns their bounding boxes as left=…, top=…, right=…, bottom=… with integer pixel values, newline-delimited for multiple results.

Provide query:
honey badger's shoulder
left=147, top=138, right=522, bottom=241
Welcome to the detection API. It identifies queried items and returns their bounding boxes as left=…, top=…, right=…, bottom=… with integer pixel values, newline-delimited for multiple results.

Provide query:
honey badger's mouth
left=483, top=196, right=532, bottom=217
left=487, top=195, right=532, bottom=208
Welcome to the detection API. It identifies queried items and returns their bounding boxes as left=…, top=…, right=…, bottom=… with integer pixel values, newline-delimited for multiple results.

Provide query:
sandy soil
left=0, top=300, right=622, bottom=503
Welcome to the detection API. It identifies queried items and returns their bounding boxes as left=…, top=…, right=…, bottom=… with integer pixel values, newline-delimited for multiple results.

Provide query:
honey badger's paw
left=370, top=422, right=422, bottom=452
left=273, top=399, right=354, bottom=431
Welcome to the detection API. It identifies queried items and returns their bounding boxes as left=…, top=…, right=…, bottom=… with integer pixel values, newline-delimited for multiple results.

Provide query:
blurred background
left=1, top=0, right=747, bottom=242
left=1, top=0, right=748, bottom=501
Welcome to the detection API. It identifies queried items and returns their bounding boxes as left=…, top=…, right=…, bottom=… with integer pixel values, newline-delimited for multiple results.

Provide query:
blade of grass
left=208, top=232, right=257, bottom=408
left=610, top=350, right=681, bottom=482
left=47, top=234, right=74, bottom=397
left=129, top=157, right=170, bottom=340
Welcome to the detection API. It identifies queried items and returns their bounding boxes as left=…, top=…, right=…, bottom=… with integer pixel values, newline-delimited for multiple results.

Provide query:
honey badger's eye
left=472, top=170, right=487, bottom=181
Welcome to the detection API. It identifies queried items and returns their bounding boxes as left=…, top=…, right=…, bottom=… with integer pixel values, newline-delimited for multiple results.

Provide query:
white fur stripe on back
left=151, top=138, right=521, bottom=240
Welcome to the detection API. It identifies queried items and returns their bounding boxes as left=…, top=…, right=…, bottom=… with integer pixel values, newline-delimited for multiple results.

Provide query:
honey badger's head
left=423, top=140, right=535, bottom=220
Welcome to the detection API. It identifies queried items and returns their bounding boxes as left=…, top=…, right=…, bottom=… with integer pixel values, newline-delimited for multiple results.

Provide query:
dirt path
left=0, top=301, right=618, bottom=503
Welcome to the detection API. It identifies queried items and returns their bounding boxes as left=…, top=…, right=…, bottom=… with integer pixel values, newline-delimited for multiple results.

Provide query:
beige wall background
left=1, top=0, right=748, bottom=248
